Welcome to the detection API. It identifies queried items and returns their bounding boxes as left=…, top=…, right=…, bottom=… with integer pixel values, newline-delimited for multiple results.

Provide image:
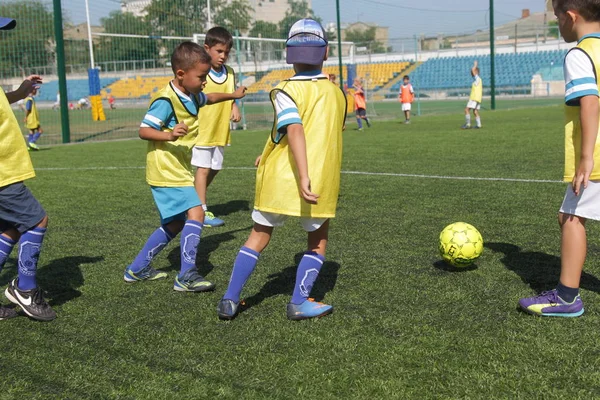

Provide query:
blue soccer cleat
left=216, top=298, right=241, bottom=320
left=286, top=298, right=333, bottom=320
left=519, top=289, right=584, bottom=317
left=124, top=265, right=168, bottom=283
left=204, top=211, right=224, bottom=228
left=173, top=268, right=215, bottom=292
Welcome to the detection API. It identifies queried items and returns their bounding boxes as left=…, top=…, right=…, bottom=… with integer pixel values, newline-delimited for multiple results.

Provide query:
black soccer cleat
left=5, top=279, right=56, bottom=321
left=0, top=304, right=18, bottom=320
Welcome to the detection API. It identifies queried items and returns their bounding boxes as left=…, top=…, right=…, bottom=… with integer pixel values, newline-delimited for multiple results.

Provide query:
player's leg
left=362, top=108, right=371, bottom=127
left=356, top=110, right=363, bottom=130
left=31, top=126, right=43, bottom=143
left=462, top=105, right=472, bottom=129
left=287, top=219, right=333, bottom=320
left=192, top=147, right=224, bottom=227
left=0, top=225, right=19, bottom=321
left=2, top=183, right=55, bottom=321
left=218, top=212, right=279, bottom=320
left=204, top=146, right=225, bottom=226
left=474, top=108, right=481, bottom=129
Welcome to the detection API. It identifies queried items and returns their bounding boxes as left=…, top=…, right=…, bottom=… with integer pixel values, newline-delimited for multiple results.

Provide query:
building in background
left=341, top=22, right=389, bottom=54
left=120, top=0, right=151, bottom=17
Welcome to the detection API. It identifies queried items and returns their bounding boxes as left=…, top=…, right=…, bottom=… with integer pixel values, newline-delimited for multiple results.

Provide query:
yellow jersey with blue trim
left=144, top=82, right=207, bottom=187
left=0, top=91, right=35, bottom=187
left=254, top=72, right=347, bottom=218
left=196, top=65, right=236, bottom=147
left=563, top=34, right=600, bottom=182
left=25, top=96, right=40, bottom=129
left=469, top=75, right=483, bottom=103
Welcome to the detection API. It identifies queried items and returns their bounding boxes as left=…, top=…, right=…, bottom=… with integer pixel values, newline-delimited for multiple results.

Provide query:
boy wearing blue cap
left=0, top=16, right=56, bottom=321
left=217, top=19, right=347, bottom=321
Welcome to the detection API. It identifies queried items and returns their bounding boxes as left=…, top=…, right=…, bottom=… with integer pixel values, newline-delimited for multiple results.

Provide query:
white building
left=120, top=0, right=151, bottom=17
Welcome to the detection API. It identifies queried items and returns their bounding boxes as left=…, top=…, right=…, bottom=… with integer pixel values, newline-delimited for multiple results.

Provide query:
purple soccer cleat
left=519, top=289, right=584, bottom=318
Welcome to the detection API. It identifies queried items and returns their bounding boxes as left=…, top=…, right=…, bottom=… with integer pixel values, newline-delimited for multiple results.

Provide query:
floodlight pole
left=53, top=0, right=70, bottom=143
left=84, top=0, right=95, bottom=68
left=489, top=0, right=496, bottom=110
left=336, top=0, right=344, bottom=91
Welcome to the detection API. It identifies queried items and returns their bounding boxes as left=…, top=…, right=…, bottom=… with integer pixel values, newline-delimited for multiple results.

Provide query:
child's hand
left=169, top=122, right=188, bottom=140
left=254, top=155, right=262, bottom=167
left=17, top=75, right=42, bottom=97
left=299, top=177, right=319, bottom=204
left=231, top=105, right=241, bottom=122
left=233, top=86, right=247, bottom=99
left=573, top=156, right=594, bottom=196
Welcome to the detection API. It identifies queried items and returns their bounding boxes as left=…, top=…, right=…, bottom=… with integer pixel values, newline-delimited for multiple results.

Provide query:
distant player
left=108, top=94, right=116, bottom=110
left=191, top=27, right=242, bottom=228
left=353, top=78, right=370, bottom=130
left=24, top=86, right=43, bottom=150
left=77, top=97, right=89, bottom=110
left=123, top=42, right=246, bottom=290
left=0, top=15, right=55, bottom=322
left=217, top=18, right=346, bottom=321
left=462, top=61, right=482, bottom=129
left=52, top=91, right=60, bottom=110
left=398, top=75, right=414, bottom=124
left=329, top=73, right=336, bottom=84
left=519, top=0, right=600, bottom=317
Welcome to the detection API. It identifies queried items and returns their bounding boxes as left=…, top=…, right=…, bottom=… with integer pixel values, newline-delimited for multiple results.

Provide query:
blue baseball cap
left=0, top=17, right=16, bottom=30
left=286, top=18, right=328, bottom=65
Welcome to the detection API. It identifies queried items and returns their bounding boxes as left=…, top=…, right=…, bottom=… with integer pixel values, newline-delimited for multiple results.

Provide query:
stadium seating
left=36, top=78, right=118, bottom=102
left=101, top=75, right=172, bottom=99
left=408, top=50, right=566, bottom=91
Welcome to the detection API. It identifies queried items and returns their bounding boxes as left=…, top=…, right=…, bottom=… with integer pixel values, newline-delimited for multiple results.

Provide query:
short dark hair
left=403, top=75, right=409, bottom=80
left=170, top=41, right=211, bottom=73
left=553, top=0, right=600, bottom=21
left=205, top=26, right=233, bottom=49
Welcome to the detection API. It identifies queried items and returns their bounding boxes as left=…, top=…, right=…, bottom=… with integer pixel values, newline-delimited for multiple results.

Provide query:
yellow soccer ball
left=439, top=222, right=483, bottom=267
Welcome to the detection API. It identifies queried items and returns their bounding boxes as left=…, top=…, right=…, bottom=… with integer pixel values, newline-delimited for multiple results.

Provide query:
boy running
left=123, top=42, right=245, bottom=291
left=399, top=75, right=414, bottom=124
left=192, top=27, right=242, bottom=228
left=0, top=16, right=55, bottom=321
left=462, top=61, right=482, bottom=129
left=24, top=86, right=43, bottom=150
left=519, top=0, right=600, bottom=317
left=353, top=78, right=370, bottom=131
left=217, top=18, right=347, bottom=321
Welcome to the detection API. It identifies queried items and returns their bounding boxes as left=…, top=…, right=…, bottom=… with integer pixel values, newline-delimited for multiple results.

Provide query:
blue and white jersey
left=273, top=71, right=327, bottom=132
left=564, top=45, right=599, bottom=106
left=141, top=83, right=207, bottom=130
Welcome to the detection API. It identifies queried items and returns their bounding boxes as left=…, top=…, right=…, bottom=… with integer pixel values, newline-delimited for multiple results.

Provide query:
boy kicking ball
left=519, top=0, right=600, bottom=317
left=217, top=18, right=347, bottom=321
left=462, top=61, right=482, bottom=130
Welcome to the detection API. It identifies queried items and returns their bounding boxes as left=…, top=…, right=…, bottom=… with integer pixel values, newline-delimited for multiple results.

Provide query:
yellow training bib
left=25, top=96, right=39, bottom=130
left=196, top=65, right=236, bottom=147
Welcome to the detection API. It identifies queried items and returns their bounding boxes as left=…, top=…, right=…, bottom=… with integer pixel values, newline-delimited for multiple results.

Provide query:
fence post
left=53, top=0, right=71, bottom=143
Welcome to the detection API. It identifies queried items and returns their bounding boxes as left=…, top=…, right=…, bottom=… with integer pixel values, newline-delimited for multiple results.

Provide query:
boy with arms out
left=520, top=0, right=600, bottom=317
left=192, top=27, right=242, bottom=228
left=0, top=16, right=55, bottom=321
left=123, top=42, right=245, bottom=291
left=462, top=61, right=482, bottom=130
left=399, top=75, right=414, bottom=124
left=24, top=86, right=43, bottom=150
left=353, top=77, right=371, bottom=131
left=217, top=19, right=347, bottom=321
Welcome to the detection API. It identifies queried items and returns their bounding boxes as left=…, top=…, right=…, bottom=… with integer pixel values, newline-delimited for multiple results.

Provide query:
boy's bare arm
left=139, top=122, right=188, bottom=141
left=6, top=75, right=41, bottom=104
left=231, top=102, right=241, bottom=122
left=471, top=60, right=478, bottom=76
left=573, top=95, right=599, bottom=195
left=206, top=86, right=246, bottom=105
left=287, top=123, right=319, bottom=204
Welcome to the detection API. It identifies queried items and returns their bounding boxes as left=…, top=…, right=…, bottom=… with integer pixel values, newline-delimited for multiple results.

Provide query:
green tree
left=214, top=0, right=253, bottom=33
left=0, top=0, right=54, bottom=76
left=96, top=11, right=158, bottom=64
left=278, top=0, right=321, bottom=38
left=345, top=26, right=387, bottom=54
left=249, top=20, right=283, bottom=62
left=250, top=20, right=279, bottom=38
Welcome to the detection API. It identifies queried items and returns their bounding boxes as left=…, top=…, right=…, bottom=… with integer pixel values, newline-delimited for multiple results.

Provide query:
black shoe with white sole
left=0, top=305, right=18, bottom=320
left=5, top=279, right=56, bottom=321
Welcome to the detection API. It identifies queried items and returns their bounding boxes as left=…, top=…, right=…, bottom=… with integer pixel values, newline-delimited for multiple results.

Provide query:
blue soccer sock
left=17, top=227, right=46, bottom=291
left=356, top=117, right=363, bottom=129
left=129, top=225, right=174, bottom=273
left=32, top=131, right=42, bottom=143
left=0, top=235, right=16, bottom=271
left=291, top=251, right=325, bottom=305
left=28, top=132, right=34, bottom=143
left=179, top=220, right=203, bottom=275
left=223, top=246, right=260, bottom=303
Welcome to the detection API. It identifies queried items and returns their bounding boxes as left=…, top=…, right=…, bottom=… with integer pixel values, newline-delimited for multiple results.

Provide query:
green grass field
left=3, top=103, right=600, bottom=399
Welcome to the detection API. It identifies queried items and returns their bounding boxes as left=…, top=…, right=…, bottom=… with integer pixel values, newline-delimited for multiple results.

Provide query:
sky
left=65, top=0, right=548, bottom=39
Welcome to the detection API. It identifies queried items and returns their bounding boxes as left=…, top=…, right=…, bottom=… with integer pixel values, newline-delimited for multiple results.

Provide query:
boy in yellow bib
left=217, top=19, right=347, bottom=321
left=520, top=0, right=600, bottom=317
left=192, top=27, right=242, bottom=227
left=123, top=42, right=245, bottom=292
left=462, top=60, right=482, bottom=129
left=24, top=86, right=43, bottom=150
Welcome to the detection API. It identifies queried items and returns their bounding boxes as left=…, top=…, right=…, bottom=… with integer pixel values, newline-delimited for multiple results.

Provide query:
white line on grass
left=35, top=165, right=563, bottom=184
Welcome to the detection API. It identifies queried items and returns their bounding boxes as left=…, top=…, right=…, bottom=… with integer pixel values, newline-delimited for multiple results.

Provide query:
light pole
left=84, top=0, right=95, bottom=69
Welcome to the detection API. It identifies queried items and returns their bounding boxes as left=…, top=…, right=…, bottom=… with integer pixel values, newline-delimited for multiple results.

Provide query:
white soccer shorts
left=252, top=210, right=328, bottom=232
left=467, top=100, right=481, bottom=110
left=191, top=146, right=225, bottom=170
left=402, top=103, right=412, bottom=111
left=560, top=180, right=600, bottom=221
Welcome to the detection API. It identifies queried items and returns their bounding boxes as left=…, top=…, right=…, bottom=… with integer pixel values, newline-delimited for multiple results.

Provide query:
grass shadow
left=241, top=252, right=341, bottom=313
left=433, top=260, right=478, bottom=272
left=486, top=242, right=600, bottom=294
left=209, top=200, right=250, bottom=217
left=0, top=256, right=104, bottom=307
left=166, top=226, right=253, bottom=276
